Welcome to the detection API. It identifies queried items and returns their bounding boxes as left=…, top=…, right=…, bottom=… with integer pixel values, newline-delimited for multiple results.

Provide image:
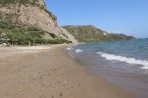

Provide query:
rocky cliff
left=63, top=25, right=135, bottom=43
left=0, top=0, right=78, bottom=44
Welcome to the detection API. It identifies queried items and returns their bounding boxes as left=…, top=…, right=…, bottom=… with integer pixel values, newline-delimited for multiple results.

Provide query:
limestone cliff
left=0, top=0, right=78, bottom=44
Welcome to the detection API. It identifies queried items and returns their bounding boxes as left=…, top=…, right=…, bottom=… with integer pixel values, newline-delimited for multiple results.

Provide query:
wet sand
left=0, top=45, right=135, bottom=98
left=70, top=51, right=148, bottom=98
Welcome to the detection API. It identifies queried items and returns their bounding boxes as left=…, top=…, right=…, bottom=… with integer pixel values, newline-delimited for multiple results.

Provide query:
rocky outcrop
left=0, top=0, right=78, bottom=44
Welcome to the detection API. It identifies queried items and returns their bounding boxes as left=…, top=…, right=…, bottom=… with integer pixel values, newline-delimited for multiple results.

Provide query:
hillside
left=0, top=0, right=78, bottom=45
left=63, top=25, right=135, bottom=43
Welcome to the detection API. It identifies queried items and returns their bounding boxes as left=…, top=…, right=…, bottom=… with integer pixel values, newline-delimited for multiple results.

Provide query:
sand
left=0, top=45, right=135, bottom=98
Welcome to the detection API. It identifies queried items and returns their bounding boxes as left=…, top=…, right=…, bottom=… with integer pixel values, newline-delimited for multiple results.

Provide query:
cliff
left=0, top=0, right=78, bottom=45
left=63, top=25, right=135, bottom=43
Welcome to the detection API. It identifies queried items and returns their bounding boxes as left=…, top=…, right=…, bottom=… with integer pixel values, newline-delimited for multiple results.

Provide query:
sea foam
left=66, top=47, right=73, bottom=50
left=97, top=52, right=148, bottom=69
left=76, top=49, right=83, bottom=53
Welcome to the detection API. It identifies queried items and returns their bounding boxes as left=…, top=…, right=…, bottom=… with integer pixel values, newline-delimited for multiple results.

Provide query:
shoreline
left=0, top=45, right=135, bottom=98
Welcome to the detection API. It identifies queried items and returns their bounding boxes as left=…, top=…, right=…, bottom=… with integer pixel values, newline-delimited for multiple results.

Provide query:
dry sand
left=0, top=45, right=135, bottom=98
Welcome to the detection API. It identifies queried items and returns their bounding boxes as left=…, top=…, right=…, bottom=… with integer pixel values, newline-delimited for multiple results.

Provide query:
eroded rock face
left=36, top=0, right=45, bottom=7
left=0, top=0, right=78, bottom=44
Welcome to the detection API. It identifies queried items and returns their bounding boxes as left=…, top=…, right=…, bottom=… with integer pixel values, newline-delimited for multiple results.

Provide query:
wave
left=97, top=52, right=148, bottom=69
left=76, top=49, right=83, bottom=53
left=66, top=47, right=73, bottom=50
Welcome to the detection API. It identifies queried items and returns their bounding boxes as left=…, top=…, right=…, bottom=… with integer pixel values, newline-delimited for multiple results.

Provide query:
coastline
left=0, top=45, right=135, bottom=98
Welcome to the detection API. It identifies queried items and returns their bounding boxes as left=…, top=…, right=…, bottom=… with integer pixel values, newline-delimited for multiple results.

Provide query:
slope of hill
left=0, top=0, right=78, bottom=45
left=63, top=25, right=135, bottom=43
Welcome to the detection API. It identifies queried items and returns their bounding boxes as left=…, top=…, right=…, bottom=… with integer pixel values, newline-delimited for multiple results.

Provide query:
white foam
left=141, top=66, right=148, bottom=69
left=66, top=47, right=73, bottom=50
left=97, top=52, right=148, bottom=69
left=76, top=49, right=83, bottom=53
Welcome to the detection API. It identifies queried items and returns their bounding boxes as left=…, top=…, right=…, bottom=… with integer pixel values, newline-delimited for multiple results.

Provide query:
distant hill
left=63, top=25, right=135, bottom=43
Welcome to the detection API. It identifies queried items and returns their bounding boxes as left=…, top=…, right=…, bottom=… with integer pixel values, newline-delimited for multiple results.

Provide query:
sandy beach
left=0, top=45, right=135, bottom=98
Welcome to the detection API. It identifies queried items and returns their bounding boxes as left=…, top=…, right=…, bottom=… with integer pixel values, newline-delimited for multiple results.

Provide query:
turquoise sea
left=66, top=38, right=148, bottom=98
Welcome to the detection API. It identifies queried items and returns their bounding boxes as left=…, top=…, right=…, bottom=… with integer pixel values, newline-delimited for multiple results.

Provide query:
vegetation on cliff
left=0, top=21, right=71, bottom=45
left=63, top=25, right=135, bottom=43
left=0, top=0, right=72, bottom=46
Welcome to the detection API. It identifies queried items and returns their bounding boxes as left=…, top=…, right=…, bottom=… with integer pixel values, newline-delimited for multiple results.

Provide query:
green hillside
left=63, top=25, right=135, bottom=43
left=0, top=21, right=70, bottom=45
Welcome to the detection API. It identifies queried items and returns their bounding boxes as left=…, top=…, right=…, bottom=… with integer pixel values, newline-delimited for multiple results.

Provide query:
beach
left=0, top=45, right=135, bottom=98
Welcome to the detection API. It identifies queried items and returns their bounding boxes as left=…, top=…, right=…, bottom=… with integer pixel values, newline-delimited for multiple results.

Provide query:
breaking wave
left=66, top=47, right=73, bottom=50
left=97, top=52, right=148, bottom=69
left=76, top=49, right=83, bottom=53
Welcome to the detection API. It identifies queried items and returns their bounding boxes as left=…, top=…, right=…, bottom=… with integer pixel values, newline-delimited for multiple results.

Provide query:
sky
left=45, top=0, right=148, bottom=38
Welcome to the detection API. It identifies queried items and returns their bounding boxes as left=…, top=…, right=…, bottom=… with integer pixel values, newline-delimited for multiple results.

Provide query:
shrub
left=48, top=33, right=57, bottom=38
left=28, top=31, right=44, bottom=38
left=27, top=27, right=39, bottom=31
left=0, top=21, right=15, bottom=29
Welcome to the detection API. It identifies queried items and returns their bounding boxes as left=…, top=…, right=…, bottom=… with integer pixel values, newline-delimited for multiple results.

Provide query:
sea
left=66, top=38, right=148, bottom=98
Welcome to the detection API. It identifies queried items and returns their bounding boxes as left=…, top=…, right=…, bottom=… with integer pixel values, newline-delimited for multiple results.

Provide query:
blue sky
left=45, top=0, right=148, bottom=38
